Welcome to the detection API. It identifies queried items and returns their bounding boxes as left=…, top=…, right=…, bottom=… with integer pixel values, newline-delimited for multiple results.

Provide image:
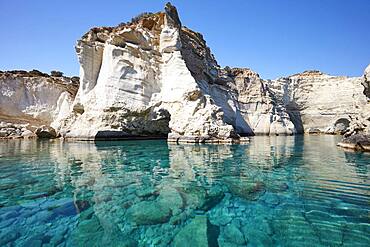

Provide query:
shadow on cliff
left=234, top=110, right=255, bottom=136
left=286, top=102, right=304, bottom=134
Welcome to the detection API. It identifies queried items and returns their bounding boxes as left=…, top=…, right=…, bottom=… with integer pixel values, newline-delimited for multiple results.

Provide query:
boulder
left=21, top=129, right=37, bottom=139
left=223, top=177, right=265, bottom=200
left=157, top=187, right=184, bottom=215
left=173, top=216, right=210, bottom=247
left=0, top=130, right=8, bottom=137
left=219, top=223, right=246, bottom=246
left=337, top=133, right=370, bottom=152
left=200, top=184, right=225, bottom=211
left=35, top=125, right=58, bottom=139
left=178, top=186, right=206, bottom=209
left=126, top=200, right=172, bottom=225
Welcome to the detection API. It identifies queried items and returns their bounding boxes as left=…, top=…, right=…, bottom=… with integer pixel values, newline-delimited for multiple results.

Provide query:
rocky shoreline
left=0, top=3, right=369, bottom=150
left=337, top=133, right=370, bottom=151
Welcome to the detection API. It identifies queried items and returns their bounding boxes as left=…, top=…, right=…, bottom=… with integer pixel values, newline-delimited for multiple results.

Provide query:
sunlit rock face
left=269, top=70, right=369, bottom=134
left=54, top=3, right=369, bottom=139
left=337, top=65, right=370, bottom=150
left=228, top=68, right=296, bottom=135
left=0, top=70, right=78, bottom=128
left=357, top=64, right=370, bottom=134
left=56, top=3, right=238, bottom=142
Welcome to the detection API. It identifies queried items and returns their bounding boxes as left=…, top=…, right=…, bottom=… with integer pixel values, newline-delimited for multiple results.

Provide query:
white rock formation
left=59, top=3, right=239, bottom=142
left=54, top=3, right=369, bottom=140
left=336, top=66, right=370, bottom=151
left=0, top=70, right=78, bottom=127
left=2, top=4, right=367, bottom=141
left=229, top=68, right=296, bottom=135
left=268, top=70, right=368, bottom=134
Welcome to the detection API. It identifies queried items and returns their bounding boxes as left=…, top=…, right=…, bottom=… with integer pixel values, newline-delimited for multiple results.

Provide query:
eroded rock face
left=0, top=71, right=78, bottom=125
left=0, top=70, right=79, bottom=138
left=55, top=3, right=240, bottom=142
left=229, top=68, right=296, bottom=135
left=269, top=70, right=368, bottom=134
left=2, top=4, right=367, bottom=140
left=54, top=3, right=369, bottom=140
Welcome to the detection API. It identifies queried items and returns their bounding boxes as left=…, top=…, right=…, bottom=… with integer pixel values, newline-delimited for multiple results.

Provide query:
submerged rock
left=71, top=215, right=137, bottom=247
left=179, top=186, right=207, bottom=209
left=201, top=185, right=225, bottom=211
left=173, top=215, right=219, bottom=247
left=0, top=227, right=20, bottom=246
left=157, top=187, right=184, bottom=215
left=126, top=200, right=172, bottom=225
left=271, top=210, right=321, bottom=246
left=223, top=177, right=265, bottom=200
left=241, top=225, right=272, bottom=247
left=218, top=223, right=247, bottom=246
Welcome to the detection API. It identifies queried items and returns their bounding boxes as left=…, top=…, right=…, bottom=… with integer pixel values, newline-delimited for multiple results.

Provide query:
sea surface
left=0, top=136, right=369, bottom=247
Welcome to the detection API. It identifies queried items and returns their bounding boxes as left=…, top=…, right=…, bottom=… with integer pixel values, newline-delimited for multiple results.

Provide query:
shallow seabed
left=0, top=136, right=369, bottom=247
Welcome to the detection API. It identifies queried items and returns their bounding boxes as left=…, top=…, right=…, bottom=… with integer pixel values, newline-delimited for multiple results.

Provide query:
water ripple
left=0, top=136, right=369, bottom=246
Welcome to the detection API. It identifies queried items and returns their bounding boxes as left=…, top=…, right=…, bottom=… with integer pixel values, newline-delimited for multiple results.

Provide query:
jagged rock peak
left=80, top=3, right=182, bottom=43
left=165, top=2, right=182, bottom=27
left=365, top=64, right=370, bottom=81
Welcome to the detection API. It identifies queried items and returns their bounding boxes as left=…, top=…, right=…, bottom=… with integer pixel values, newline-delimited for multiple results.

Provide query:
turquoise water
left=0, top=136, right=369, bottom=247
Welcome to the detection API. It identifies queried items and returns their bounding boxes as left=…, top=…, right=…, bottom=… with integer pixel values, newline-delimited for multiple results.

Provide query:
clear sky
left=1, top=0, right=369, bottom=79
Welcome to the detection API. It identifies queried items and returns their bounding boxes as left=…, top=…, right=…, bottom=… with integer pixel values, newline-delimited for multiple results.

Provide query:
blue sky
left=1, top=0, right=369, bottom=79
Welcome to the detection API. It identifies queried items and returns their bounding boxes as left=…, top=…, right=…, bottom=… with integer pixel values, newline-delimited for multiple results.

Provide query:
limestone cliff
left=1, top=3, right=368, bottom=141
left=0, top=70, right=78, bottom=138
left=269, top=70, right=368, bottom=134
left=337, top=65, right=370, bottom=151
left=55, top=3, right=369, bottom=141
left=58, top=3, right=241, bottom=142
left=228, top=68, right=296, bottom=135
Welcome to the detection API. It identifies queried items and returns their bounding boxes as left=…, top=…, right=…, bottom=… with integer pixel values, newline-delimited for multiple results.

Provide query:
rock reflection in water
left=0, top=136, right=369, bottom=246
